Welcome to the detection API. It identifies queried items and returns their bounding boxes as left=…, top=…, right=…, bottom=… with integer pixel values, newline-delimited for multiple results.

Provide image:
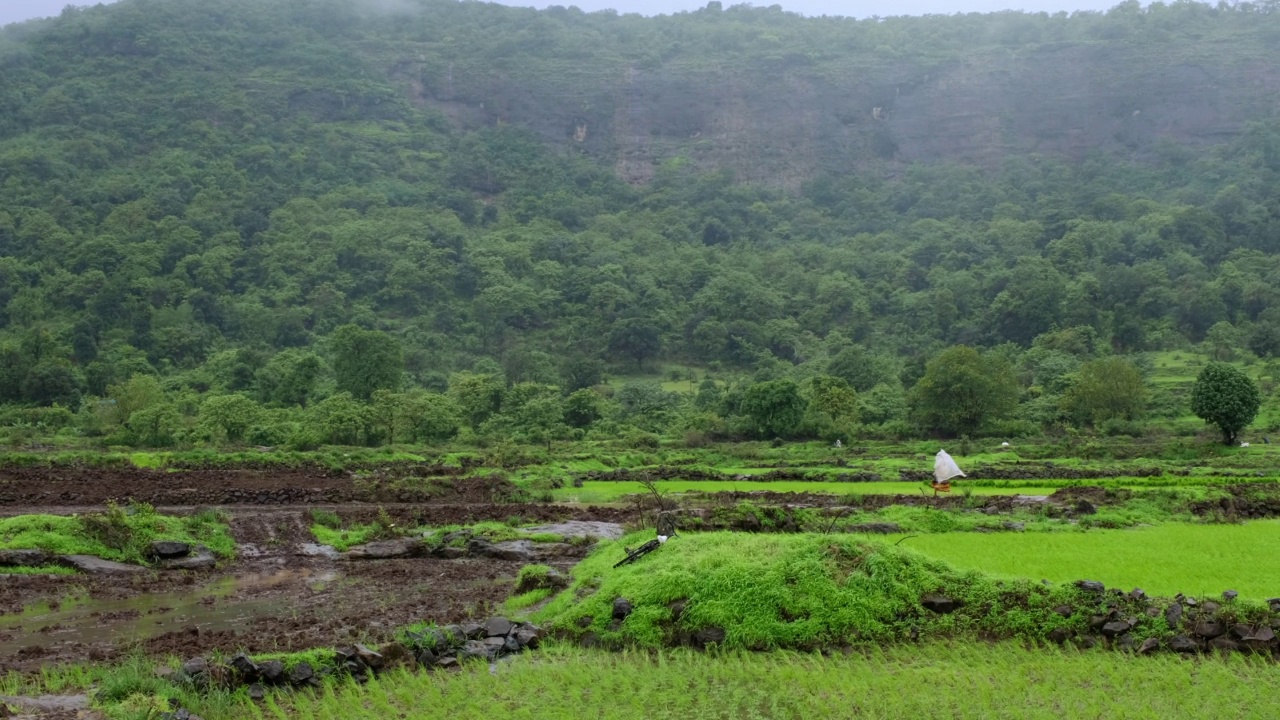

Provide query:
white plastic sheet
left=934, top=450, right=966, bottom=484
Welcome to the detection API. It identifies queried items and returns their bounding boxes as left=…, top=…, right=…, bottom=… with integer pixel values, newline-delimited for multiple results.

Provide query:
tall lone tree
left=910, top=346, right=1018, bottom=437
left=331, top=324, right=403, bottom=402
left=1191, top=362, right=1261, bottom=445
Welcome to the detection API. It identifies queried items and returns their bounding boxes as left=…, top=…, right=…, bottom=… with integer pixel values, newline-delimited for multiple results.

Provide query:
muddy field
left=0, top=468, right=637, bottom=675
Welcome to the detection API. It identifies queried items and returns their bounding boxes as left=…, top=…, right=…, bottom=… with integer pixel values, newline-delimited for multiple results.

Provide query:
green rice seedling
left=234, top=642, right=1280, bottom=720
left=896, top=520, right=1280, bottom=598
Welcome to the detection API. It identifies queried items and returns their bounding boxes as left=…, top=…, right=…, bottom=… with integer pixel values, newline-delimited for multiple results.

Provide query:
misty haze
left=1, top=0, right=1280, bottom=718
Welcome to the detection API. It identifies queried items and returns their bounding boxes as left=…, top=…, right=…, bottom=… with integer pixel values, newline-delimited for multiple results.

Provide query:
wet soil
left=0, top=476, right=638, bottom=674
left=0, top=466, right=524, bottom=506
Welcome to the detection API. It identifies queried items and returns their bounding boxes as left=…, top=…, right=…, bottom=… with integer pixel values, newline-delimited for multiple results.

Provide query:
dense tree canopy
left=0, top=0, right=1277, bottom=447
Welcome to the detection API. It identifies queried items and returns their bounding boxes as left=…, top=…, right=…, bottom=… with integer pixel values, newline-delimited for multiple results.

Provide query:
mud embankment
left=0, top=467, right=524, bottom=507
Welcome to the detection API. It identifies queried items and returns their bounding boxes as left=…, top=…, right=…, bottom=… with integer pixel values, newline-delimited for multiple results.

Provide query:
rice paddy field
left=897, top=520, right=1280, bottom=598
left=248, top=644, right=1280, bottom=720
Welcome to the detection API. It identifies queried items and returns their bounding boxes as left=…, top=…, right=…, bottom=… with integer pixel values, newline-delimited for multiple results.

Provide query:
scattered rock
left=58, top=555, right=145, bottom=574
left=148, top=541, right=191, bottom=560
left=157, top=545, right=217, bottom=571
left=343, top=538, right=424, bottom=560
left=1129, top=588, right=1145, bottom=601
left=921, top=595, right=961, bottom=614
left=181, top=658, right=208, bottom=677
left=1047, top=627, right=1071, bottom=644
left=229, top=654, right=257, bottom=678
left=514, top=628, right=540, bottom=649
left=1200, top=600, right=1220, bottom=614
left=1137, top=637, right=1160, bottom=654
left=1169, top=636, right=1200, bottom=653
left=613, top=598, right=633, bottom=621
left=287, top=663, right=314, bottom=684
left=1223, top=590, right=1239, bottom=602
left=1001, top=522, right=1025, bottom=531
left=1053, top=605, right=1073, bottom=618
left=459, top=623, right=485, bottom=640
left=1075, top=580, right=1105, bottom=593
left=1209, top=637, right=1240, bottom=652
left=258, top=660, right=284, bottom=683
left=354, top=644, right=384, bottom=670
left=0, top=549, right=51, bottom=567
left=484, top=617, right=514, bottom=638
left=457, top=640, right=491, bottom=662
left=1165, top=603, right=1183, bottom=630
left=1194, top=619, right=1227, bottom=639
left=1101, top=621, right=1131, bottom=638
left=247, top=684, right=265, bottom=701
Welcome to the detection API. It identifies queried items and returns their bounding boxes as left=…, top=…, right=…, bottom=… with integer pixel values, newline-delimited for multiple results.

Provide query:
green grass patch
left=0, top=504, right=234, bottom=566
left=896, top=520, right=1280, bottom=598
left=504, top=588, right=554, bottom=614
left=310, top=522, right=389, bottom=552
left=311, top=519, right=567, bottom=551
left=240, top=643, right=1280, bottom=720
left=0, top=564, right=77, bottom=575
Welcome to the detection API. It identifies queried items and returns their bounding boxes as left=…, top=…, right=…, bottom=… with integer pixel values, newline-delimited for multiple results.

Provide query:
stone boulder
left=148, top=541, right=191, bottom=560
left=612, top=598, right=633, bottom=621
left=1169, top=635, right=1200, bottom=653
left=1101, top=620, right=1132, bottom=638
left=58, top=555, right=146, bottom=574
left=343, top=538, right=424, bottom=560
left=0, top=549, right=51, bottom=567
left=157, top=545, right=217, bottom=571
left=1194, top=619, right=1227, bottom=639
left=484, top=617, right=514, bottom=638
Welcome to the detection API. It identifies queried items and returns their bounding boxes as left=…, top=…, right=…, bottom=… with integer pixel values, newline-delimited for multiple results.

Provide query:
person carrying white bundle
left=932, top=449, right=965, bottom=496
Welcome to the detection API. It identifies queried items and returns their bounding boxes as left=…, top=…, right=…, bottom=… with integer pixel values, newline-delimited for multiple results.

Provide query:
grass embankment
left=0, top=504, right=235, bottom=567
left=552, top=481, right=1068, bottom=503
left=308, top=510, right=567, bottom=552
left=246, top=643, right=1280, bottom=720
left=529, top=533, right=1099, bottom=650
left=898, top=520, right=1280, bottom=598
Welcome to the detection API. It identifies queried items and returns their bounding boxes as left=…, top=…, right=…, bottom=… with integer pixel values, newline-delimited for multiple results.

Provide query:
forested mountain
left=3, top=0, right=1280, bottom=446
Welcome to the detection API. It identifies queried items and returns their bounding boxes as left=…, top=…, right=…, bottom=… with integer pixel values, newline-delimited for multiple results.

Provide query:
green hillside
left=3, top=0, right=1280, bottom=447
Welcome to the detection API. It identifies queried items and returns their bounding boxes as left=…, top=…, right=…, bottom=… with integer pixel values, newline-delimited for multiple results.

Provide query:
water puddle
left=0, top=568, right=339, bottom=656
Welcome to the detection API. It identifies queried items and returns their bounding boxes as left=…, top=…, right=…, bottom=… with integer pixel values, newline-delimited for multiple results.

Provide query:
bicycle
left=613, top=532, right=677, bottom=569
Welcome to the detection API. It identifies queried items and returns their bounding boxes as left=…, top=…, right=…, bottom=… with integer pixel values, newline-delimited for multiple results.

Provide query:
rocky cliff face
left=394, top=40, right=1280, bottom=189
